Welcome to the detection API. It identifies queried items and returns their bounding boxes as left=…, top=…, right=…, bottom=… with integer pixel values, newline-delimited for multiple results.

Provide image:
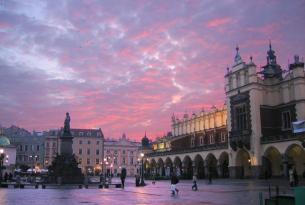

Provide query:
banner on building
left=292, top=120, right=305, bottom=133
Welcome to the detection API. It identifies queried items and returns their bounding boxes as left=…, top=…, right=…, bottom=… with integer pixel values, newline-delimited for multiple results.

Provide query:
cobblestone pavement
left=0, top=178, right=300, bottom=205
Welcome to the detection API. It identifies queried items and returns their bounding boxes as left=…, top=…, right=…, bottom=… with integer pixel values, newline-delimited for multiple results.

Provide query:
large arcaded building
left=146, top=43, right=305, bottom=179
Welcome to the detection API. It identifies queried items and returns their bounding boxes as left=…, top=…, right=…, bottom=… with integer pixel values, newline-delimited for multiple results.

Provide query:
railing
left=146, top=142, right=228, bottom=157
left=260, top=134, right=300, bottom=144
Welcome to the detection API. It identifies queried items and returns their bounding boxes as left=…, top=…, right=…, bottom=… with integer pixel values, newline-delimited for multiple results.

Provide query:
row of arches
left=146, top=152, right=229, bottom=179
left=146, top=144, right=305, bottom=179
left=262, top=144, right=305, bottom=178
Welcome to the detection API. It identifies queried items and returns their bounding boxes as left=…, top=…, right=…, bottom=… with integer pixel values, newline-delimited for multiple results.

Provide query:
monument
left=48, top=112, right=83, bottom=184
left=60, top=112, right=73, bottom=155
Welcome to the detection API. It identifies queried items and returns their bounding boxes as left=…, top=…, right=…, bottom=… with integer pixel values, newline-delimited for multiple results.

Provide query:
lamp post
left=140, top=152, right=145, bottom=186
left=0, top=148, right=4, bottom=184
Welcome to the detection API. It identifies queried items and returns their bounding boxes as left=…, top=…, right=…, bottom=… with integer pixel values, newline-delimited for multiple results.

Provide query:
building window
left=122, top=157, right=125, bottom=165
left=114, top=158, right=117, bottom=165
left=191, top=137, right=195, bottom=147
left=130, top=151, right=133, bottom=155
left=79, top=132, right=84, bottom=136
left=210, top=134, right=215, bottom=144
left=96, top=141, right=100, bottom=145
left=87, top=132, right=91, bottom=136
left=130, top=157, right=133, bottom=165
left=79, top=140, right=82, bottom=144
left=79, top=149, right=82, bottom=155
left=79, top=158, right=82, bottom=164
left=37, top=145, right=40, bottom=151
left=87, top=158, right=90, bottom=165
left=200, top=136, right=204, bottom=145
left=282, top=111, right=291, bottom=130
left=25, top=145, right=28, bottom=151
left=114, top=150, right=118, bottom=155
left=122, top=150, right=125, bottom=154
left=19, top=145, right=23, bottom=151
left=88, top=140, right=91, bottom=145
left=52, top=142, right=56, bottom=148
left=235, top=104, right=247, bottom=130
left=96, top=158, right=99, bottom=164
left=87, top=149, right=90, bottom=155
left=107, top=150, right=110, bottom=154
left=96, top=149, right=99, bottom=155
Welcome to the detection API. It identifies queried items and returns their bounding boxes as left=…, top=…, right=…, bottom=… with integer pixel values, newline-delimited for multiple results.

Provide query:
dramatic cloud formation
left=0, top=0, right=305, bottom=140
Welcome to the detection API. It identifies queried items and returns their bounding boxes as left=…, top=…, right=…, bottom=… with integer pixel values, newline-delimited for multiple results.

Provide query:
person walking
left=192, top=174, right=198, bottom=191
left=293, top=166, right=299, bottom=187
left=208, top=170, right=212, bottom=184
left=120, top=168, right=126, bottom=189
left=170, top=174, right=179, bottom=196
left=289, top=167, right=294, bottom=187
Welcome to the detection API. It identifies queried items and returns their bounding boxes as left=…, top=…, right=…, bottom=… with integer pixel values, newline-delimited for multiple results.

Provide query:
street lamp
left=140, top=152, right=145, bottom=186
left=0, top=148, right=4, bottom=184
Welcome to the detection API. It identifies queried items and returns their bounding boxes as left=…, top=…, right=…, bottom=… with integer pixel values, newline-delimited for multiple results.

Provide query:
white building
left=104, top=134, right=141, bottom=177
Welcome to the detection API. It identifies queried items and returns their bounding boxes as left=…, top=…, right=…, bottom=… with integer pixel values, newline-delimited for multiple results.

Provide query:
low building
left=71, top=128, right=104, bottom=175
left=104, top=134, right=141, bottom=177
left=0, top=129, right=17, bottom=177
left=43, top=129, right=59, bottom=167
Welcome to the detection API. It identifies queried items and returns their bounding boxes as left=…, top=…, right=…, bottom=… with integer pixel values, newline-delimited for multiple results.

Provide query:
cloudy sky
left=0, top=0, right=305, bottom=140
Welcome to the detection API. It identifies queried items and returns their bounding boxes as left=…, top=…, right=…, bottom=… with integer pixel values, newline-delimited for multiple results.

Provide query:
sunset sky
left=0, top=0, right=305, bottom=140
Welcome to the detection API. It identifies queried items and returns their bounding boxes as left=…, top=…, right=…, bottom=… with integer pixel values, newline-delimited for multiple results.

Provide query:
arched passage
left=194, top=154, right=205, bottom=179
left=219, top=152, right=229, bottom=178
left=183, top=155, right=193, bottom=179
left=285, top=144, right=305, bottom=176
left=157, top=158, right=165, bottom=176
left=262, top=146, right=282, bottom=178
left=165, top=157, right=173, bottom=176
left=174, top=157, right=182, bottom=176
left=235, top=149, right=251, bottom=178
left=206, top=153, right=218, bottom=178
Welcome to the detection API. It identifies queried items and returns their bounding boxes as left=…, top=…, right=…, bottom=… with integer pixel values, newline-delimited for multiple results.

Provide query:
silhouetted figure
left=170, top=174, right=179, bottom=196
left=121, top=168, right=126, bottom=188
left=4, top=172, right=8, bottom=182
left=8, top=173, right=12, bottom=181
left=293, top=166, right=299, bottom=187
left=192, top=175, right=198, bottom=191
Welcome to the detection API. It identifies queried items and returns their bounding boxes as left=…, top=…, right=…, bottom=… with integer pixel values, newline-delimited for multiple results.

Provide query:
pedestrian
left=8, top=173, right=13, bottom=181
left=121, top=168, right=126, bottom=189
left=289, top=167, right=294, bottom=187
left=208, top=171, right=212, bottom=184
left=152, top=174, right=156, bottom=185
left=192, top=174, right=198, bottom=190
left=170, top=174, right=179, bottom=196
left=293, top=166, right=299, bottom=187
left=192, top=174, right=198, bottom=191
left=4, top=172, right=8, bottom=182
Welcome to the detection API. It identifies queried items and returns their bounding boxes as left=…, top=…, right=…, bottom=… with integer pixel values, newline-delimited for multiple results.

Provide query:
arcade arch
left=235, top=149, right=251, bottom=178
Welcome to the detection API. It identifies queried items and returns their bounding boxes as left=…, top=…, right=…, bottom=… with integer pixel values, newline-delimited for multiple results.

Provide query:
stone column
left=282, top=154, right=289, bottom=177
left=217, top=162, right=223, bottom=178
left=192, top=160, right=197, bottom=176
left=203, top=161, right=209, bottom=178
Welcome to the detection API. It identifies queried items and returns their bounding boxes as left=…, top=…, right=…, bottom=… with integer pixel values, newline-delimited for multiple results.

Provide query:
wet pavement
left=0, top=178, right=299, bottom=205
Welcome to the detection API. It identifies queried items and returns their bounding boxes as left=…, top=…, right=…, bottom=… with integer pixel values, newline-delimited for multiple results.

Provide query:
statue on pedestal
left=63, top=112, right=71, bottom=136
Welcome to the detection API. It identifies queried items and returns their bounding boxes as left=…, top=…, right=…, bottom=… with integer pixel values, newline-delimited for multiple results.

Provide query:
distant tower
left=60, top=112, right=73, bottom=155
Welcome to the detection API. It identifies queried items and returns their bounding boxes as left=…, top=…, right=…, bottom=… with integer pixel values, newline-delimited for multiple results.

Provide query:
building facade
left=225, top=44, right=305, bottom=178
left=43, top=129, right=59, bottom=167
left=147, top=107, right=228, bottom=179
left=146, top=44, right=305, bottom=179
left=104, top=134, right=141, bottom=177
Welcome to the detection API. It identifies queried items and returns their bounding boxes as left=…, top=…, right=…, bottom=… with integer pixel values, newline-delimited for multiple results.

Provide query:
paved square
left=0, top=178, right=298, bottom=205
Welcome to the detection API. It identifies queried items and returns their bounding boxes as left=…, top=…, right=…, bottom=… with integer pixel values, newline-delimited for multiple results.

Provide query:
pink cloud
left=207, top=17, right=232, bottom=28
